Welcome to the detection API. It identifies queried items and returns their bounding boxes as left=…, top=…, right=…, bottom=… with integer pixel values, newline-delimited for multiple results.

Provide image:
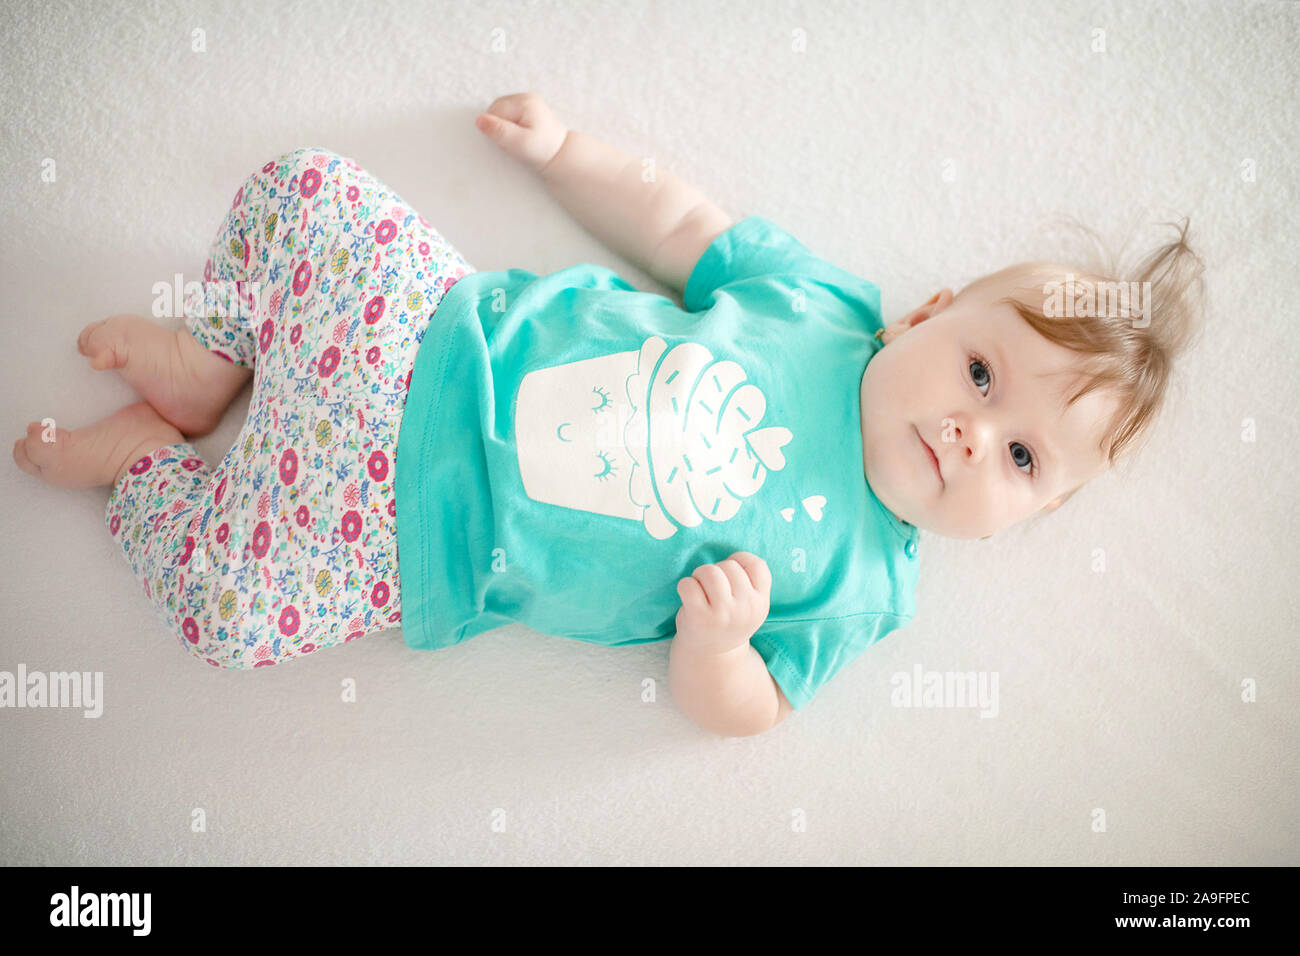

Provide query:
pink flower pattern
left=104, top=147, right=473, bottom=670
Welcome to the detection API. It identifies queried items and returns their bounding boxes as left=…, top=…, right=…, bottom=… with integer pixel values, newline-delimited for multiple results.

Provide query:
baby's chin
left=918, top=509, right=1003, bottom=540
left=863, top=456, right=921, bottom=527
left=866, top=457, right=969, bottom=539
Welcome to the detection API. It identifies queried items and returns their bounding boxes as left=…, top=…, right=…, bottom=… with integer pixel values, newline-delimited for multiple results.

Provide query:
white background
left=1, top=0, right=1295, bottom=865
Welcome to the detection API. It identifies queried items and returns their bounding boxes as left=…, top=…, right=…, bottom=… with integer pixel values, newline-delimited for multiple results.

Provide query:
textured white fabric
left=1, top=0, right=1295, bottom=865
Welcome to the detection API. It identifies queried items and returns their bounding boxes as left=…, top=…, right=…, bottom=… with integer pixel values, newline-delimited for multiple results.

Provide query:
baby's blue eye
left=1010, top=442, right=1033, bottom=475
left=590, top=385, right=611, bottom=413
left=969, top=352, right=1037, bottom=478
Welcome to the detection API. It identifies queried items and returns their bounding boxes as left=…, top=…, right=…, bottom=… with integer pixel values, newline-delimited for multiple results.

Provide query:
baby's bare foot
left=12, top=401, right=184, bottom=489
left=77, top=314, right=251, bottom=437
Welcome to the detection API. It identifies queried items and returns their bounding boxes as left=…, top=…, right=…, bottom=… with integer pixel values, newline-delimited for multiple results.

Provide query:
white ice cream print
left=514, top=335, right=793, bottom=539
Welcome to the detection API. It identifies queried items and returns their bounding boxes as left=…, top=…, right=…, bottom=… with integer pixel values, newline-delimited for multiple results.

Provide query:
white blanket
left=0, top=0, right=1295, bottom=865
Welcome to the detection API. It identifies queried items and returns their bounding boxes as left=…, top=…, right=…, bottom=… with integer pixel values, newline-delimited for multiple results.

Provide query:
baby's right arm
left=476, top=92, right=732, bottom=293
left=668, top=553, right=794, bottom=737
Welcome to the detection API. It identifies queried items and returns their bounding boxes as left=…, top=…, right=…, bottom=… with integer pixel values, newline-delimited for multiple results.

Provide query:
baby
left=12, top=93, right=1205, bottom=737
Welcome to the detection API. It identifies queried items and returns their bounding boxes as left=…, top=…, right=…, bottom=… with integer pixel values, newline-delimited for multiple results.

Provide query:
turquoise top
left=394, top=215, right=921, bottom=710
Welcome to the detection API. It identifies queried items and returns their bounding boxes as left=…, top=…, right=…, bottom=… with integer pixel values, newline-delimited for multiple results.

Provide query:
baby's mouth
left=916, top=425, right=944, bottom=488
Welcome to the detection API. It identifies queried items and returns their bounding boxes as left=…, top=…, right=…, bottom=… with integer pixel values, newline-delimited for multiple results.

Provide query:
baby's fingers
left=482, top=92, right=537, bottom=124
left=689, top=562, right=734, bottom=606
left=475, top=111, right=516, bottom=138
left=713, top=558, right=756, bottom=601
left=474, top=112, right=541, bottom=169
left=676, top=576, right=708, bottom=607
left=726, top=551, right=773, bottom=596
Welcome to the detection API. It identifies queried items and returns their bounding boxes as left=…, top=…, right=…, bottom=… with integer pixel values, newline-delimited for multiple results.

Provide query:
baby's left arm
left=477, top=92, right=733, bottom=292
left=668, top=552, right=795, bottom=737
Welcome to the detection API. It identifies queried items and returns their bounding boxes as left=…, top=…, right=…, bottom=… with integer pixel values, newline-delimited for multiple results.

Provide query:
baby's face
left=860, top=287, right=1118, bottom=539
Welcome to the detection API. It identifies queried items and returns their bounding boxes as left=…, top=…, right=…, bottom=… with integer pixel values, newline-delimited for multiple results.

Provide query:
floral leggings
left=105, top=146, right=474, bottom=669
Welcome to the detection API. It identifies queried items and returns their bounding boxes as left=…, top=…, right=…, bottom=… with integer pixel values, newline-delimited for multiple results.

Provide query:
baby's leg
left=104, top=146, right=474, bottom=668
left=18, top=157, right=286, bottom=487
left=75, top=158, right=290, bottom=435
left=103, top=395, right=340, bottom=669
left=104, top=434, right=246, bottom=665
left=75, top=142, right=377, bottom=438
left=76, top=315, right=250, bottom=437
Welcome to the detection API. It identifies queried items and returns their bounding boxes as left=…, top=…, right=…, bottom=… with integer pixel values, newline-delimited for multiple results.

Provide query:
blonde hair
left=955, top=216, right=1207, bottom=512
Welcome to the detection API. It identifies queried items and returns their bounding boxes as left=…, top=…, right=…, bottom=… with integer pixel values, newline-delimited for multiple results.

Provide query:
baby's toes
left=23, top=420, right=70, bottom=469
left=19, top=422, right=96, bottom=488
left=13, top=435, right=41, bottom=477
left=14, top=422, right=69, bottom=481
left=77, top=318, right=107, bottom=356
left=78, top=317, right=126, bottom=370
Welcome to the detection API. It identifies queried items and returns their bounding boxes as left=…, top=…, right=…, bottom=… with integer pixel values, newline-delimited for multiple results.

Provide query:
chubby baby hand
left=475, top=92, right=569, bottom=175
left=675, top=552, right=772, bottom=655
